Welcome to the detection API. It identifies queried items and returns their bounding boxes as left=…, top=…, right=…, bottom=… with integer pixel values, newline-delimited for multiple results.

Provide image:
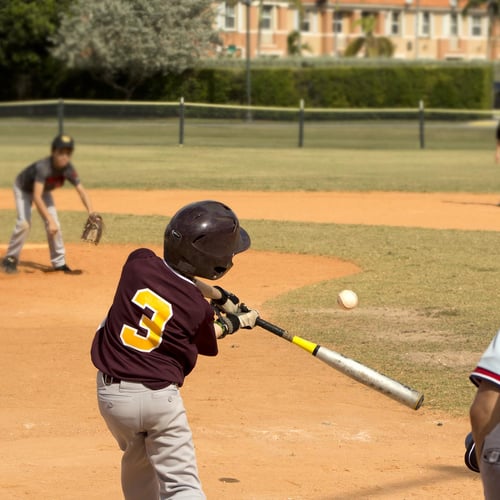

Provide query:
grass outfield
left=0, top=118, right=498, bottom=192
left=1, top=117, right=500, bottom=414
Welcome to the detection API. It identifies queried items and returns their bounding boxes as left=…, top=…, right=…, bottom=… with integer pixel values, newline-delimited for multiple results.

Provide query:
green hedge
left=2, top=60, right=493, bottom=110
left=152, top=64, right=492, bottom=109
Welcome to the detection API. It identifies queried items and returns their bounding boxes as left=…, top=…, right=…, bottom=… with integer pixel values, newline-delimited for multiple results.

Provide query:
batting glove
left=464, top=432, right=479, bottom=473
left=217, top=309, right=259, bottom=337
left=233, top=309, right=259, bottom=329
left=212, top=286, right=240, bottom=314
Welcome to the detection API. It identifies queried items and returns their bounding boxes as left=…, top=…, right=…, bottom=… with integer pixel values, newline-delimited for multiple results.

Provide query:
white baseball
left=337, top=289, right=358, bottom=310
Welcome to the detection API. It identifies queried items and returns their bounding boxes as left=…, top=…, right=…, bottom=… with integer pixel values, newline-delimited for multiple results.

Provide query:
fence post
left=179, top=97, right=185, bottom=146
left=419, top=99, right=425, bottom=149
left=57, top=98, right=64, bottom=134
left=298, top=99, right=305, bottom=148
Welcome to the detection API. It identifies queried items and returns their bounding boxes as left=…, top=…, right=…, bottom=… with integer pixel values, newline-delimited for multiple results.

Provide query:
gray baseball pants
left=480, top=423, right=500, bottom=499
left=96, top=371, right=206, bottom=500
left=6, top=183, right=66, bottom=267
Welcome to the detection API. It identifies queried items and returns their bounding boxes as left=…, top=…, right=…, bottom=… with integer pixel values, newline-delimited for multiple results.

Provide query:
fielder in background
left=90, top=200, right=259, bottom=500
left=468, top=330, right=500, bottom=498
left=1, top=134, right=94, bottom=274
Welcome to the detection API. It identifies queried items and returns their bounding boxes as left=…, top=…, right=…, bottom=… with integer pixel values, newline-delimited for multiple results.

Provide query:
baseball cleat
left=2, top=256, right=18, bottom=274
left=53, top=264, right=83, bottom=275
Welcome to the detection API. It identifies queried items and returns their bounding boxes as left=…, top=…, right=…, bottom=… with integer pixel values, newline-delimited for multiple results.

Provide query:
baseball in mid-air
left=337, top=289, right=358, bottom=310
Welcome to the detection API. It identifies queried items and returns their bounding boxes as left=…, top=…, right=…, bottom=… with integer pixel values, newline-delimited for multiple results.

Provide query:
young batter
left=91, top=200, right=259, bottom=499
left=1, top=134, right=93, bottom=274
left=469, top=330, right=500, bottom=499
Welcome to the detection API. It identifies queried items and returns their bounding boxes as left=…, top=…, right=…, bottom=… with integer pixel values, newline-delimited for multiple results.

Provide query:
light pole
left=334, top=3, right=339, bottom=58
left=242, top=0, right=252, bottom=121
left=414, top=0, right=420, bottom=59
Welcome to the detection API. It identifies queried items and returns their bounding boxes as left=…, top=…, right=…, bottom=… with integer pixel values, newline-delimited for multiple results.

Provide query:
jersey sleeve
left=65, top=164, right=81, bottom=186
left=34, top=161, right=50, bottom=184
left=193, top=304, right=218, bottom=357
left=126, top=248, right=155, bottom=262
left=470, top=330, right=500, bottom=387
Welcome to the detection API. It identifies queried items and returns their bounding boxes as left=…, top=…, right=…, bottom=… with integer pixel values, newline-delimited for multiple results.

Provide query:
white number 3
left=120, top=288, right=173, bottom=352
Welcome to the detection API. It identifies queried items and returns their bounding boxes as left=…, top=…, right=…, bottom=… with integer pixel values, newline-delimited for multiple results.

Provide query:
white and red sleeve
left=470, top=330, right=500, bottom=387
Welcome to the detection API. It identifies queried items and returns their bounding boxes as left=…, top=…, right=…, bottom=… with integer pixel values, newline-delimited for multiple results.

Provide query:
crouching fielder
left=469, top=330, right=500, bottom=499
left=90, top=200, right=259, bottom=499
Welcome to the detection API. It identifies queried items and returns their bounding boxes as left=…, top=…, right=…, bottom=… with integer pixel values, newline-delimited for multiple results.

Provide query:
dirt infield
left=0, top=189, right=489, bottom=499
left=2, top=189, right=499, bottom=231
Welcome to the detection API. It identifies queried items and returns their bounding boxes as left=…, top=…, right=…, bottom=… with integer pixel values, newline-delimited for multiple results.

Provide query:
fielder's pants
left=96, top=371, right=205, bottom=500
left=481, top=423, right=500, bottom=499
left=6, top=183, right=66, bottom=267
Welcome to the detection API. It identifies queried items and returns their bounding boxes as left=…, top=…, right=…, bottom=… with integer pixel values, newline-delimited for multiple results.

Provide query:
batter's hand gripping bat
left=196, top=280, right=424, bottom=411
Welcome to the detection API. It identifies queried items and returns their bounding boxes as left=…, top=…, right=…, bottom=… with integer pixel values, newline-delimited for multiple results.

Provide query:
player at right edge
left=91, top=200, right=259, bottom=499
left=468, top=330, right=500, bottom=499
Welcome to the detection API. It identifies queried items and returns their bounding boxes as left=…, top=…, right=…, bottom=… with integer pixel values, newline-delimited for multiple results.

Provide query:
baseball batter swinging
left=91, top=200, right=259, bottom=499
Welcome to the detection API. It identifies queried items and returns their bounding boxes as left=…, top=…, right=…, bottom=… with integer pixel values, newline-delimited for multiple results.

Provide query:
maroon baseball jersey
left=91, top=248, right=218, bottom=389
left=16, top=156, right=80, bottom=192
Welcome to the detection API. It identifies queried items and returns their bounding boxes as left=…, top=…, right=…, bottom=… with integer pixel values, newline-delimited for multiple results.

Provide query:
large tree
left=51, top=0, right=220, bottom=99
left=0, top=0, right=71, bottom=99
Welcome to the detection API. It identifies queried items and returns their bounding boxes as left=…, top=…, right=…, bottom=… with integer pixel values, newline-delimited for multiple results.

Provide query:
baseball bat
left=254, top=315, right=424, bottom=411
left=195, top=280, right=424, bottom=410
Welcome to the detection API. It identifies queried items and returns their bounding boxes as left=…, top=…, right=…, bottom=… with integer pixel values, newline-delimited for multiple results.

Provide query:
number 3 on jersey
left=120, top=288, right=173, bottom=352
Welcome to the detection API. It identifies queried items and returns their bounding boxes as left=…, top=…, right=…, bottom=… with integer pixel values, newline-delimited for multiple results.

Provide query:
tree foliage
left=462, top=0, right=500, bottom=15
left=0, top=0, right=71, bottom=98
left=287, top=30, right=311, bottom=56
left=462, top=0, right=500, bottom=59
left=50, top=0, right=220, bottom=99
left=344, top=15, right=394, bottom=58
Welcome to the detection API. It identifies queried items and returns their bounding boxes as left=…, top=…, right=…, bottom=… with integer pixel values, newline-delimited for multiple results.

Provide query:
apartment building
left=214, top=0, right=499, bottom=61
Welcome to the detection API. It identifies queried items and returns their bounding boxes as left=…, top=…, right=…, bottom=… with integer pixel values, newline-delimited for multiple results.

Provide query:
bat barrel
left=315, top=346, right=424, bottom=410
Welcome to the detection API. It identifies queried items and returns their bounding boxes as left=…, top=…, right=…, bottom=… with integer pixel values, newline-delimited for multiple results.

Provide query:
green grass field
left=1, top=117, right=500, bottom=415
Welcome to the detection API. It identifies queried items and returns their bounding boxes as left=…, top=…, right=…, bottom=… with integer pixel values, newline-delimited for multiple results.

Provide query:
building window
left=420, top=11, right=431, bottom=36
left=261, top=5, right=273, bottom=30
left=301, top=11, right=311, bottom=32
left=390, top=11, right=401, bottom=36
left=471, top=15, right=482, bottom=36
left=449, top=12, right=458, bottom=36
left=333, top=11, right=343, bottom=34
left=224, top=5, right=235, bottom=30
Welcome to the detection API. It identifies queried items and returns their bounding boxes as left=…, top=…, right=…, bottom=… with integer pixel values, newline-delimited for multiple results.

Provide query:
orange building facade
left=214, top=0, right=500, bottom=61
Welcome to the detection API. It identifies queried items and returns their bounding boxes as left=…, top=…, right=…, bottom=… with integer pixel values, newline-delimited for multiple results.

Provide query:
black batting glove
left=464, top=432, right=479, bottom=473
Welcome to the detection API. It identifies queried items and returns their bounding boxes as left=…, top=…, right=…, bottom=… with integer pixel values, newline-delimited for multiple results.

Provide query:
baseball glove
left=81, top=212, right=104, bottom=245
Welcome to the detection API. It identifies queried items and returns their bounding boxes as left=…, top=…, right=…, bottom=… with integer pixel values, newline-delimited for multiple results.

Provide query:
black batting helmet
left=51, top=134, right=74, bottom=151
left=164, top=200, right=250, bottom=280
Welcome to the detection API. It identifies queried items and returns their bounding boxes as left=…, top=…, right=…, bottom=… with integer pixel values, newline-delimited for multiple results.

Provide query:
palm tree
left=462, top=0, right=500, bottom=60
left=344, top=15, right=394, bottom=58
left=286, top=0, right=313, bottom=56
left=287, top=29, right=312, bottom=56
